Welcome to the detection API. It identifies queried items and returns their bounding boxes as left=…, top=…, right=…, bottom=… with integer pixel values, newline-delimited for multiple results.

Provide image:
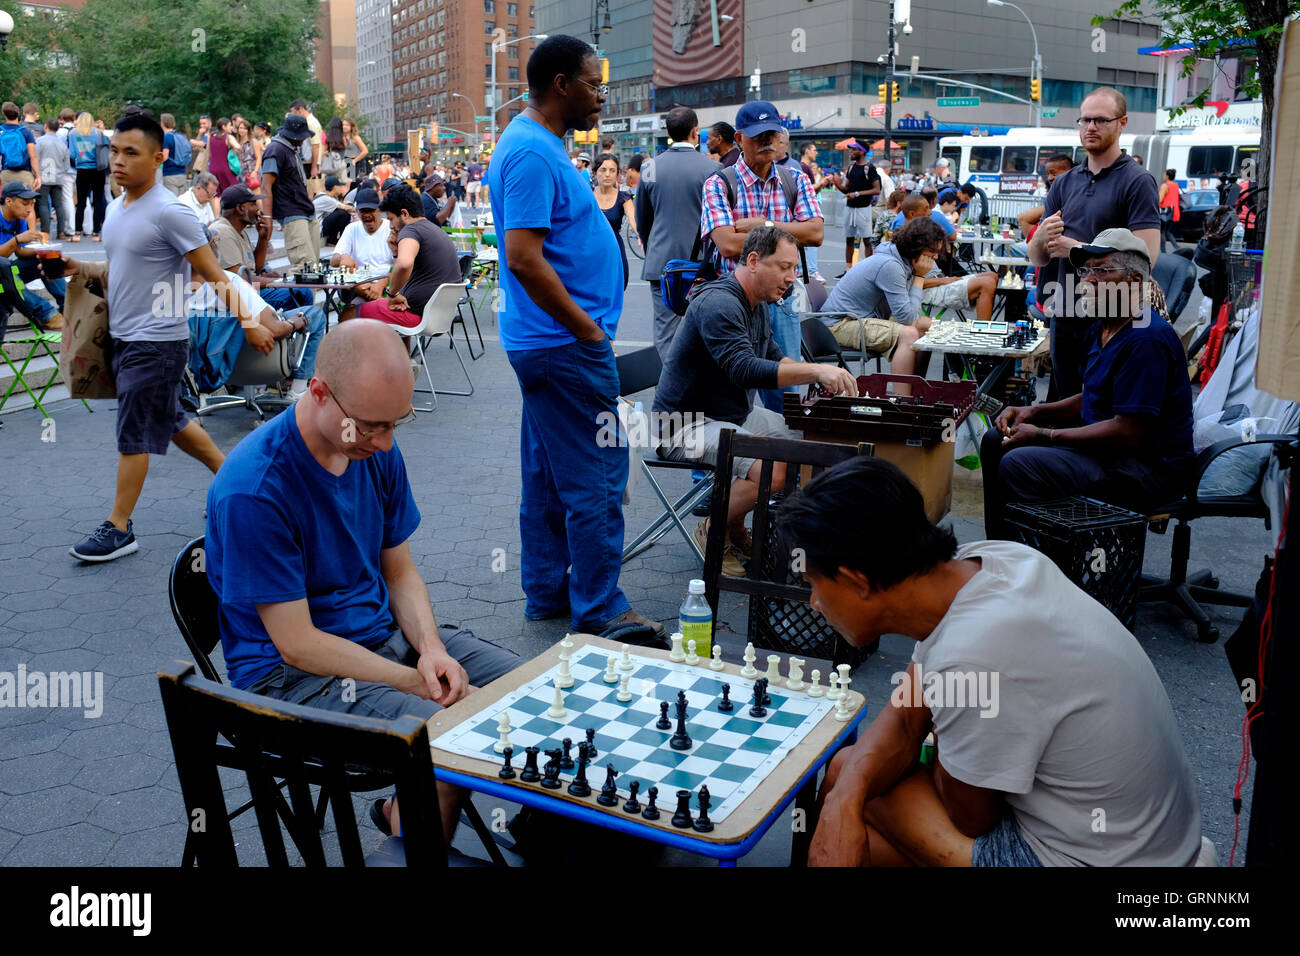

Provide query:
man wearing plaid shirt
left=699, top=101, right=823, bottom=411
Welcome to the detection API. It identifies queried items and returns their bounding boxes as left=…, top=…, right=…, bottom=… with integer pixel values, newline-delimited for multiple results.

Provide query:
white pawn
left=493, top=711, right=512, bottom=753
left=685, top=639, right=699, bottom=666
left=834, top=676, right=854, bottom=721
left=836, top=664, right=852, bottom=697
left=807, top=669, right=824, bottom=697
left=547, top=682, right=567, bottom=718
left=669, top=633, right=686, bottom=662
left=558, top=634, right=575, bottom=661
left=709, top=645, right=725, bottom=671
left=556, top=655, right=574, bottom=689
left=617, top=673, right=633, bottom=702
left=764, top=655, right=782, bottom=686
left=603, top=656, right=619, bottom=684
left=740, top=643, right=758, bottom=678
left=618, top=643, right=635, bottom=672
left=826, top=671, right=842, bottom=701
left=786, top=657, right=805, bottom=692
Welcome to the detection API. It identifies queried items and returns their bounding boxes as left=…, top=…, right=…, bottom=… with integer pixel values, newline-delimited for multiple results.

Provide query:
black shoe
left=691, top=489, right=714, bottom=517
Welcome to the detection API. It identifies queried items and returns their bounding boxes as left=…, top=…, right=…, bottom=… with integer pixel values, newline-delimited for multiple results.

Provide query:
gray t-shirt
left=912, top=540, right=1201, bottom=866
left=103, top=183, right=209, bottom=342
left=821, top=242, right=923, bottom=326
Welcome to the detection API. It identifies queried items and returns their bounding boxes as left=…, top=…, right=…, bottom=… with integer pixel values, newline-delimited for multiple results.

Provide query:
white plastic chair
left=395, top=282, right=474, bottom=411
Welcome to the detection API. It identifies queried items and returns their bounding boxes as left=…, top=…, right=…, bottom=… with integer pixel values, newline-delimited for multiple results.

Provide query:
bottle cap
left=688, top=579, right=705, bottom=594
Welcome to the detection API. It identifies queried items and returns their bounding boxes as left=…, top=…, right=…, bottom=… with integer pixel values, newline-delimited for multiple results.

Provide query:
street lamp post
left=987, top=0, right=1042, bottom=126
left=451, top=92, right=481, bottom=151
left=345, top=59, right=378, bottom=116
left=719, top=14, right=761, bottom=99
left=884, top=0, right=899, bottom=172
left=490, top=34, right=548, bottom=149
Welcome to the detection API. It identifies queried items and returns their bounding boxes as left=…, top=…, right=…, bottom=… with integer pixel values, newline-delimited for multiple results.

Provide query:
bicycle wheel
left=624, top=220, right=644, bottom=260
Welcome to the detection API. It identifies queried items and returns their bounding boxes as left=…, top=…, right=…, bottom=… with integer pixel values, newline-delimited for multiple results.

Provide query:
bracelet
left=1046, top=427, right=1056, bottom=443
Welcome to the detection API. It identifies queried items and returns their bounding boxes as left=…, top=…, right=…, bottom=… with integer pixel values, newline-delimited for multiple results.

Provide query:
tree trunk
left=1242, top=0, right=1291, bottom=190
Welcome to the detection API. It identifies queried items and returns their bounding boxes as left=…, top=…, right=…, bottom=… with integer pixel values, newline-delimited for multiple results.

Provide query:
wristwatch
left=764, top=219, right=774, bottom=228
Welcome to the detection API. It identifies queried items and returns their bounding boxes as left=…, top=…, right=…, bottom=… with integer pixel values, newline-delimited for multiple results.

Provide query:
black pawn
left=585, top=727, right=598, bottom=760
left=718, top=683, right=733, bottom=712
left=671, top=789, right=694, bottom=829
left=623, top=780, right=642, bottom=814
left=498, top=746, right=516, bottom=779
left=540, top=749, right=563, bottom=789
left=749, top=682, right=768, bottom=719
left=693, top=785, right=714, bottom=833
left=519, top=746, right=541, bottom=783
left=597, top=765, right=619, bottom=807
left=656, top=701, right=672, bottom=730
left=568, top=744, right=592, bottom=797
left=641, top=785, right=660, bottom=820
left=560, top=737, right=575, bottom=770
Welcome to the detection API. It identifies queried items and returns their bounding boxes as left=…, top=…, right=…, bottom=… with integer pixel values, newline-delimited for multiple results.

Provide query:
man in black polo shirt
left=1029, top=87, right=1160, bottom=399
left=259, top=113, right=319, bottom=272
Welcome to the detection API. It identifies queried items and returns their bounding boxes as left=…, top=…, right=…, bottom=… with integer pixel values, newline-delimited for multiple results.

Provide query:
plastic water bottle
left=679, top=579, right=712, bottom=660
left=1229, top=221, right=1245, bottom=253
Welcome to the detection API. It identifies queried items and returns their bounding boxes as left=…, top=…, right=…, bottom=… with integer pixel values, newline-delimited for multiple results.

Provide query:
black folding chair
left=454, top=252, right=485, bottom=360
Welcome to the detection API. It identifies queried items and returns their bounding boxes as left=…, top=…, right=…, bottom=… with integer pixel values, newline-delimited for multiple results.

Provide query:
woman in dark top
left=591, top=152, right=639, bottom=290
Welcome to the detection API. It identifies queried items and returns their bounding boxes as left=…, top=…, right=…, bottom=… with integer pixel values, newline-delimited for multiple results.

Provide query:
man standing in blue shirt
left=981, top=229, right=1193, bottom=539
left=488, top=35, right=663, bottom=641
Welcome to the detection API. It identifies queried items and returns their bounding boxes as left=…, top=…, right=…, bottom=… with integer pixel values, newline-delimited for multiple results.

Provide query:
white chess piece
left=764, top=655, right=782, bottom=686
left=556, top=656, right=574, bottom=689
left=834, top=676, right=854, bottom=721
left=740, top=643, right=758, bottom=678
left=547, top=682, right=567, bottom=718
left=617, top=673, right=633, bottom=702
left=709, top=645, right=725, bottom=671
left=618, top=643, right=635, bottom=672
left=807, top=669, right=824, bottom=697
left=836, top=664, right=852, bottom=698
left=669, top=633, right=686, bottom=662
left=493, top=711, right=512, bottom=753
left=826, top=672, right=842, bottom=701
left=786, top=657, right=805, bottom=692
left=603, top=656, right=619, bottom=684
left=558, top=634, right=575, bottom=661
left=685, top=639, right=699, bottom=666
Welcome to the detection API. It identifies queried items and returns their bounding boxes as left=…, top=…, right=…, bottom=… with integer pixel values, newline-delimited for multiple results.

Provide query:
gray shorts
left=245, top=627, right=521, bottom=722
left=971, top=812, right=1043, bottom=867
left=843, top=205, right=875, bottom=239
left=657, top=405, right=799, bottom=481
left=921, top=275, right=973, bottom=311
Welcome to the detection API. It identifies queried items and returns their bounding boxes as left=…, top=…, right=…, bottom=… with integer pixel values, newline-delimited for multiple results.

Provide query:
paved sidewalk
left=0, top=227, right=1267, bottom=866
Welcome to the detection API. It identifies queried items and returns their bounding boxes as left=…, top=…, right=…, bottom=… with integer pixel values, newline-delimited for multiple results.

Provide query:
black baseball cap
left=1, top=182, right=38, bottom=201
left=380, top=177, right=402, bottom=191
left=324, top=175, right=346, bottom=191
left=220, top=183, right=263, bottom=208
left=355, top=188, right=381, bottom=210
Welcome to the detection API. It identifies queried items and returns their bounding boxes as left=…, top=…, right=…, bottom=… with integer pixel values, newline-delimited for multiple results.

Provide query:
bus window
left=970, top=146, right=1001, bottom=172
left=1002, top=146, right=1037, bottom=172
left=1235, top=146, right=1259, bottom=175
left=1074, top=147, right=1088, bottom=166
left=941, top=145, right=961, bottom=172
left=1187, top=145, right=1235, bottom=178
left=1037, top=146, right=1067, bottom=170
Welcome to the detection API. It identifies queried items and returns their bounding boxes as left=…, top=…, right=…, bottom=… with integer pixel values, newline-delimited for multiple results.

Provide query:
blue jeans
left=283, top=304, right=326, bottom=380
left=507, top=338, right=631, bottom=632
left=17, top=258, right=66, bottom=317
left=261, top=285, right=313, bottom=311
left=804, top=244, right=819, bottom=277
left=761, top=288, right=802, bottom=412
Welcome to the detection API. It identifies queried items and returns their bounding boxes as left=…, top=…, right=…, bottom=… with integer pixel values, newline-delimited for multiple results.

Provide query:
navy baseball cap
left=735, top=101, right=785, bottom=138
left=355, top=188, right=381, bottom=210
left=2, top=182, right=39, bottom=200
left=220, top=184, right=263, bottom=208
left=936, top=188, right=959, bottom=205
left=380, top=177, right=402, bottom=191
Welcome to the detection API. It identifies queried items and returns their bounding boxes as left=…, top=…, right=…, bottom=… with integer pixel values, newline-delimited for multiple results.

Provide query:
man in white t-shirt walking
left=778, top=456, right=1202, bottom=867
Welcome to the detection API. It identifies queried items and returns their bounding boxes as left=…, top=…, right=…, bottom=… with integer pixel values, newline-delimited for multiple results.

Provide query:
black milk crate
left=746, top=502, right=871, bottom=669
left=1004, top=496, right=1147, bottom=630
left=784, top=375, right=976, bottom=445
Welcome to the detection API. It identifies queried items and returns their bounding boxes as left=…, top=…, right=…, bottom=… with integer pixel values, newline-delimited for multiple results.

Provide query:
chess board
left=914, top=320, right=1043, bottom=356
left=429, top=641, right=845, bottom=826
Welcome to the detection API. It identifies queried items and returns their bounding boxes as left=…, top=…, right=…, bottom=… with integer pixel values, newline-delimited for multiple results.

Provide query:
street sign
left=474, top=115, right=491, bottom=122
left=438, top=132, right=457, bottom=139
left=937, top=96, right=980, bottom=108
left=1042, top=108, right=1059, bottom=118
left=869, top=104, right=886, bottom=118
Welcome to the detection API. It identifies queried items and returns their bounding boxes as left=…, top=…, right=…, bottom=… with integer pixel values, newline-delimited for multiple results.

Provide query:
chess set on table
left=428, top=635, right=865, bottom=839
left=914, top=319, right=1045, bottom=355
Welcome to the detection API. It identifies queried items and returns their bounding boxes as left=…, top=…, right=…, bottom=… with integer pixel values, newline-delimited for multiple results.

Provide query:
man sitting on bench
left=654, top=225, right=857, bottom=577
left=779, top=456, right=1202, bottom=866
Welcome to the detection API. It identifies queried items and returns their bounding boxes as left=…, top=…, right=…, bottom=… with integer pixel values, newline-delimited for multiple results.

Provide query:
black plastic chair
left=167, top=537, right=504, bottom=865
left=159, top=661, right=473, bottom=867
left=799, top=316, right=884, bottom=374
left=616, top=346, right=715, bottom=563
left=453, top=252, right=484, bottom=360
left=1152, top=252, right=1197, bottom=323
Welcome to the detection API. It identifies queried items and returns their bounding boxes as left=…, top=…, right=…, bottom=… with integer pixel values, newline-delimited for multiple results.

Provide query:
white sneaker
left=289, top=379, right=309, bottom=398
left=812, top=271, right=827, bottom=284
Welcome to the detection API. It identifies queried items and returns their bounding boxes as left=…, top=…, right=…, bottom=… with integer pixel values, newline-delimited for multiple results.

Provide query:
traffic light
left=891, top=82, right=900, bottom=102
left=878, top=83, right=888, bottom=104
left=1030, top=77, right=1041, bottom=101
left=600, top=58, right=610, bottom=84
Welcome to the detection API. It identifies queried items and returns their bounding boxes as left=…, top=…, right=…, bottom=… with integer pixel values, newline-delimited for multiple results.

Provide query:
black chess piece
left=760, top=677, right=771, bottom=706
left=669, top=691, right=692, bottom=750
left=718, top=683, right=733, bottom=712
left=597, top=764, right=619, bottom=807
left=671, top=789, right=694, bottom=829
left=585, top=727, right=598, bottom=760
left=560, top=737, right=575, bottom=770
left=749, top=681, right=768, bottom=719
left=641, top=785, right=660, bottom=820
left=568, top=744, right=592, bottom=797
left=623, top=780, right=642, bottom=814
left=498, top=746, right=516, bottom=779
left=540, top=748, right=563, bottom=789
left=656, top=701, right=672, bottom=730
left=693, top=785, right=714, bottom=833
left=520, top=746, right=541, bottom=783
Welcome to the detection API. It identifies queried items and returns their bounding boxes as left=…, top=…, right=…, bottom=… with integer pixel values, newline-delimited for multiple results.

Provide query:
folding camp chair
left=0, top=317, right=91, bottom=416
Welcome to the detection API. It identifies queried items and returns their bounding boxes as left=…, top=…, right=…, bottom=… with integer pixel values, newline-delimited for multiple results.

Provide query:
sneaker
left=44, top=313, right=65, bottom=331
left=729, top=526, right=753, bottom=562
left=811, top=272, right=827, bottom=285
left=597, top=609, right=667, bottom=640
left=70, top=520, right=139, bottom=562
left=694, top=519, right=745, bottom=578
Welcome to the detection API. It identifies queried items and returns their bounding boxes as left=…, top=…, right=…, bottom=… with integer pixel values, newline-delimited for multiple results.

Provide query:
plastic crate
left=1004, top=497, right=1147, bottom=630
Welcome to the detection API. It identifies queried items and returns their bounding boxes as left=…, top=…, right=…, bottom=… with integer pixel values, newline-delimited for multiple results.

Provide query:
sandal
left=91, top=234, right=102, bottom=242
left=69, top=234, right=81, bottom=243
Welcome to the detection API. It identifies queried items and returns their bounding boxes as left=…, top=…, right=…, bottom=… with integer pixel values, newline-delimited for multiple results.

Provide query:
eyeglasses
left=1076, top=115, right=1125, bottom=128
left=1075, top=265, right=1133, bottom=281
left=574, top=77, right=610, bottom=97
left=322, top=382, right=416, bottom=439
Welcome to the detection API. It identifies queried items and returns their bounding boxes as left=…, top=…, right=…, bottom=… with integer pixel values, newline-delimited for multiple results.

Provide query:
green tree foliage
left=1096, top=1, right=1299, bottom=188
left=1, top=0, right=337, bottom=135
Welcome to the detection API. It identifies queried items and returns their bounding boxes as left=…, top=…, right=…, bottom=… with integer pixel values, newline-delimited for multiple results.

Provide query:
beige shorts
left=0, top=169, right=35, bottom=187
left=282, top=217, right=322, bottom=271
left=657, top=405, right=799, bottom=481
left=922, top=276, right=973, bottom=311
left=828, top=316, right=902, bottom=358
